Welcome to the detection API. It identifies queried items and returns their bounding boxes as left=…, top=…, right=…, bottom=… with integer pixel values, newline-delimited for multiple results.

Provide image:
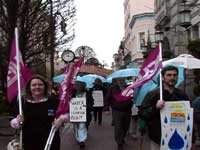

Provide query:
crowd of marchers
left=8, top=65, right=200, bottom=150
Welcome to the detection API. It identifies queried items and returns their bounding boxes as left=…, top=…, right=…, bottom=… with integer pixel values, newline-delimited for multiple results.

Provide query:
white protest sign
left=160, top=101, right=193, bottom=150
left=70, top=97, right=86, bottom=122
left=92, top=90, right=104, bottom=107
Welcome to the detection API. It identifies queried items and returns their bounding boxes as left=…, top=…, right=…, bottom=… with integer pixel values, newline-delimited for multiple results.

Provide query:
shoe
left=131, top=134, right=138, bottom=140
left=118, top=144, right=123, bottom=150
left=122, top=139, right=126, bottom=145
left=79, top=142, right=85, bottom=149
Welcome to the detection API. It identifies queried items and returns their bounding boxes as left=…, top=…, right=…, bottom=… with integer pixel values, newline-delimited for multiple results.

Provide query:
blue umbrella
left=106, top=68, right=140, bottom=82
left=53, top=74, right=106, bottom=88
left=53, top=74, right=65, bottom=83
left=80, top=74, right=106, bottom=88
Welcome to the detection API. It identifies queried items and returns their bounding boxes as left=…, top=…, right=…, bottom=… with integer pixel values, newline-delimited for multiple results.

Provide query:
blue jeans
left=73, top=122, right=87, bottom=143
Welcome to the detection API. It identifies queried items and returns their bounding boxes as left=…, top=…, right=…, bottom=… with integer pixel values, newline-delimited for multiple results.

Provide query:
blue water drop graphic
left=185, top=135, right=187, bottom=140
left=187, top=125, right=190, bottom=132
left=162, top=139, right=165, bottom=146
left=164, top=116, right=168, bottom=124
left=166, top=133, right=168, bottom=138
left=187, top=114, right=190, bottom=120
left=168, top=129, right=184, bottom=149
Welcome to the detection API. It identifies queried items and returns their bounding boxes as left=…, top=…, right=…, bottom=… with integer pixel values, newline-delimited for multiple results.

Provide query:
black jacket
left=139, top=87, right=189, bottom=145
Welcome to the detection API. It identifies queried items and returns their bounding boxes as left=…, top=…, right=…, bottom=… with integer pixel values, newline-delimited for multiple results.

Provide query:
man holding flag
left=139, top=65, right=193, bottom=150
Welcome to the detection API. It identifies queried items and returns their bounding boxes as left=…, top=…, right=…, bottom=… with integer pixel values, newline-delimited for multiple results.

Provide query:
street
left=0, top=113, right=149, bottom=150
left=1, top=113, right=200, bottom=150
left=60, top=112, right=149, bottom=150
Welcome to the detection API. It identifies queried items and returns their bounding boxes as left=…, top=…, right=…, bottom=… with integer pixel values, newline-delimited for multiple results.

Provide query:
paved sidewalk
left=60, top=112, right=149, bottom=150
left=1, top=113, right=199, bottom=150
left=0, top=116, right=16, bottom=149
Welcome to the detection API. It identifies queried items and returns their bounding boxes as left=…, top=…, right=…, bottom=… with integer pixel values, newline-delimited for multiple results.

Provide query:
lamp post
left=178, top=0, right=193, bottom=29
left=178, top=0, right=200, bottom=40
left=178, top=0, right=200, bottom=92
left=140, top=31, right=161, bottom=58
left=179, top=9, right=191, bottom=29
left=155, top=31, right=164, bottom=43
left=61, top=49, right=76, bottom=64
left=49, top=1, right=68, bottom=80
left=61, top=49, right=76, bottom=73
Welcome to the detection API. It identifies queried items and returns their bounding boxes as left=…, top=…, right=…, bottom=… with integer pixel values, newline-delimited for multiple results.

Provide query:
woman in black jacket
left=10, top=75, right=67, bottom=150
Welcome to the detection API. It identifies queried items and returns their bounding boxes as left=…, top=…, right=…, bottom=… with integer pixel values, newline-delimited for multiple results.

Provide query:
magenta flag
left=56, top=57, right=84, bottom=117
left=115, top=45, right=162, bottom=101
left=7, top=38, right=32, bottom=103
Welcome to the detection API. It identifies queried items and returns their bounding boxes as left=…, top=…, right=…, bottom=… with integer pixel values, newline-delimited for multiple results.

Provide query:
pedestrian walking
left=9, top=75, right=67, bottom=150
left=105, top=77, right=133, bottom=150
left=129, top=102, right=138, bottom=139
left=139, top=66, right=195, bottom=150
left=71, top=81, right=94, bottom=149
left=91, top=78, right=107, bottom=125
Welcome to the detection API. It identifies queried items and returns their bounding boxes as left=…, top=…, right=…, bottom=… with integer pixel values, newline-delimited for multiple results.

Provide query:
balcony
left=155, top=1, right=170, bottom=29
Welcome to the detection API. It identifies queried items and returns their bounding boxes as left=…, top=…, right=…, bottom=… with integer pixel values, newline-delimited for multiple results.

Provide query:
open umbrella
left=80, top=74, right=106, bottom=88
left=53, top=74, right=105, bottom=88
left=163, top=54, right=200, bottom=69
left=106, top=68, right=140, bottom=82
left=163, top=54, right=200, bottom=92
left=53, top=74, right=65, bottom=83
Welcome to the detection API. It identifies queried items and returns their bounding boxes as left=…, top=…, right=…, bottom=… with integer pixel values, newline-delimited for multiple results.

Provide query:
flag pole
left=159, top=42, right=163, bottom=100
left=44, top=125, right=57, bottom=150
left=15, top=27, right=23, bottom=116
left=15, top=27, right=23, bottom=150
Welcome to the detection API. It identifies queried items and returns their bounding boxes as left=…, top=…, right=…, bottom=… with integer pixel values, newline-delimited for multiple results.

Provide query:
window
left=191, top=25, right=199, bottom=40
left=139, top=32, right=145, bottom=50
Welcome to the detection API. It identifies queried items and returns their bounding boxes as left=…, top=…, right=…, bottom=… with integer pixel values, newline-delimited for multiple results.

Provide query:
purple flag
left=56, top=57, right=84, bottom=117
left=115, top=45, right=162, bottom=101
left=7, top=38, right=32, bottom=103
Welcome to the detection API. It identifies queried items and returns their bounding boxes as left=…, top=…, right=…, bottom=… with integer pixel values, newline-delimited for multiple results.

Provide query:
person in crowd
left=105, top=77, right=133, bottom=150
left=51, top=83, right=60, bottom=97
left=91, top=78, right=107, bottom=125
left=71, top=80, right=94, bottom=149
left=139, top=66, right=194, bottom=150
left=10, top=75, right=68, bottom=150
left=129, top=101, right=139, bottom=139
left=192, top=85, right=200, bottom=141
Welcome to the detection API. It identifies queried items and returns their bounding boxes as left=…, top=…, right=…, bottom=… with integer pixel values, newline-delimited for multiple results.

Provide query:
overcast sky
left=72, top=0, right=124, bottom=68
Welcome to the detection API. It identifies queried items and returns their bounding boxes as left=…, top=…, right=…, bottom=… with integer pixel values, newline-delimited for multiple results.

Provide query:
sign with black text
left=70, top=97, right=86, bottom=122
left=92, top=90, right=104, bottom=107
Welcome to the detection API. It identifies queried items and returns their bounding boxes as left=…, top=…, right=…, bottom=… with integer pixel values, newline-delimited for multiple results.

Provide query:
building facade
left=155, top=0, right=200, bottom=55
left=113, top=0, right=155, bottom=69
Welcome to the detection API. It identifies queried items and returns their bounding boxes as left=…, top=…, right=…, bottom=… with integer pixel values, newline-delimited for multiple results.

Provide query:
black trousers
left=93, top=107, right=103, bottom=124
left=112, top=109, right=131, bottom=145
